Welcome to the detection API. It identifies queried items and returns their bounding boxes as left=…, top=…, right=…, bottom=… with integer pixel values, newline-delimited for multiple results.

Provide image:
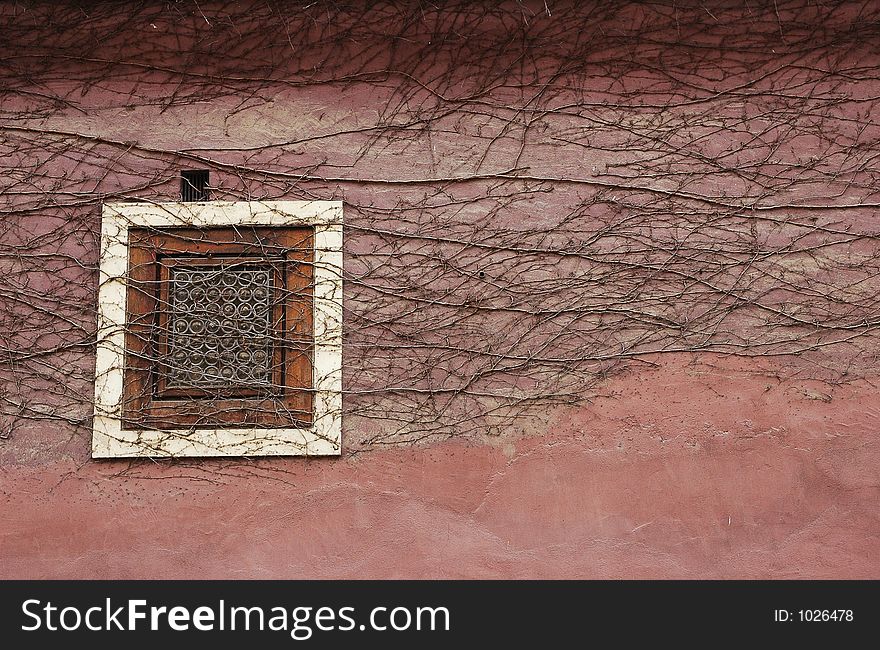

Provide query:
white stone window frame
left=92, top=200, right=343, bottom=458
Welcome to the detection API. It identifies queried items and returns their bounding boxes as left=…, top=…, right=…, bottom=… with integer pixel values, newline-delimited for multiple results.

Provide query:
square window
left=123, top=226, right=314, bottom=429
left=93, top=201, right=343, bottom=458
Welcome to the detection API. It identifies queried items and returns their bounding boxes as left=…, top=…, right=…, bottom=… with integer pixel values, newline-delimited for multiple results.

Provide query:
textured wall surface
left=4, top=355, right=878, bottom=578
left=1, top=0, right=878, bottom=578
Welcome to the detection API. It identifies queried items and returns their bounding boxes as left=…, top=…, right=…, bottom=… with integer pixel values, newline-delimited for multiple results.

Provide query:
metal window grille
left=180, top=170, right=210, bottom=202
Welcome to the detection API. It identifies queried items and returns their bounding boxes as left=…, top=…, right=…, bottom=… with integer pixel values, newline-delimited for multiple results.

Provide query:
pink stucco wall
left=1, top=1, right=878, bottom=578
left=2, top=354, right=878, bottom=578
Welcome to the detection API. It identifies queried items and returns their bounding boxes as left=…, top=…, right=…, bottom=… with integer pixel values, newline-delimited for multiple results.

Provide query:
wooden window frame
left=122, top=226, right=315, bottom=430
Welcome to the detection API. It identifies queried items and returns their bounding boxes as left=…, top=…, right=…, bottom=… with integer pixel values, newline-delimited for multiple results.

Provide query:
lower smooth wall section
left=2, top=355, right=877, bottom=579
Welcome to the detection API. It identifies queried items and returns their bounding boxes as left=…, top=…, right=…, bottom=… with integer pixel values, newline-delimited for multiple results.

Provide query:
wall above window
left=92, top=201, right=343, bottom=458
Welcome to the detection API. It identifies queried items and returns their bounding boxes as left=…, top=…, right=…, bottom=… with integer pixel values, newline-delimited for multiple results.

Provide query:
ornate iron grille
left=165, top=266, right=274, bottom=388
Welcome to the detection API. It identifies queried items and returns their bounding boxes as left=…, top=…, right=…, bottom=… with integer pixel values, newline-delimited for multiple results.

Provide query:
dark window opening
left=180, top=170, right=210, bottom=202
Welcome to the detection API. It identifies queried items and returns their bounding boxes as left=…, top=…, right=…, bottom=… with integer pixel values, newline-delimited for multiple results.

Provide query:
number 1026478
left=774, top=610, right=853, bottom=622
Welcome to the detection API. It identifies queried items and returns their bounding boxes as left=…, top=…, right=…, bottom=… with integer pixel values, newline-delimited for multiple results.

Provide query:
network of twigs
left=1, top=0, right=879, bottom=457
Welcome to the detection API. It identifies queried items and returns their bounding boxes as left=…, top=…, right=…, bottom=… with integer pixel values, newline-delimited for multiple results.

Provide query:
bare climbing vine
left=1, top=0, right=880, bottom=460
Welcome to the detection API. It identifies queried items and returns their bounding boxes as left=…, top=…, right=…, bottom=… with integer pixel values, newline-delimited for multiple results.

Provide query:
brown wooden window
left=121, top=226, right=314, bottom=430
